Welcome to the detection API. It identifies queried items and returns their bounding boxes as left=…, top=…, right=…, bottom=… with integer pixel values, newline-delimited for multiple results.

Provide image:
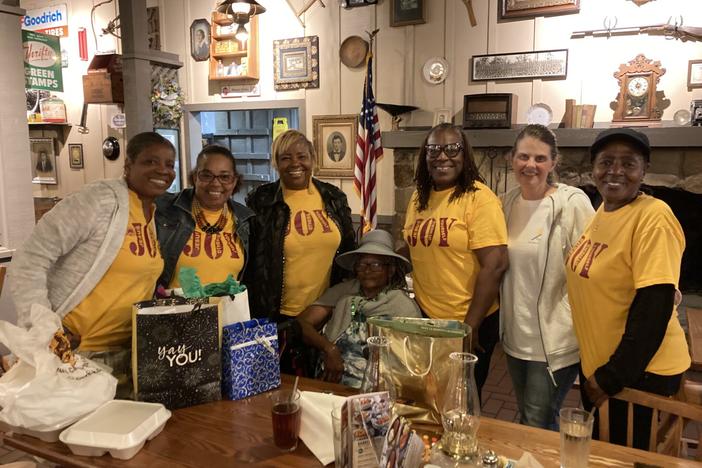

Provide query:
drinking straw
left=290, top=375, right=300, bottom=403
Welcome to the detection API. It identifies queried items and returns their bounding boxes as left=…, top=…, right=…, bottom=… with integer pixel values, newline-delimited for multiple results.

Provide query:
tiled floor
left=481, top=343, right=581, bottom=423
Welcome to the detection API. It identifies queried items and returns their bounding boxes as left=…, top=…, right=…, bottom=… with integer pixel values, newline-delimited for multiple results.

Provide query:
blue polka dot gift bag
left=222, top=318, right=281, bottom=400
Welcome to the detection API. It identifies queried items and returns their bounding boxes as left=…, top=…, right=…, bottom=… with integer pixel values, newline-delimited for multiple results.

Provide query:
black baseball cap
left=589, top=128, right=651, bottom=162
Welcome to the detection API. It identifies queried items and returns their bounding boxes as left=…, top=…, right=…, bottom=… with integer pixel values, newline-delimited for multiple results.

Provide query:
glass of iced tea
left=271, top=389, right=302, bottom=452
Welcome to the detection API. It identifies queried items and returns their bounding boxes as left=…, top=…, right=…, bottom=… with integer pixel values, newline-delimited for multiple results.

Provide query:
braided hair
left=414, top=123, right=484, bottom=211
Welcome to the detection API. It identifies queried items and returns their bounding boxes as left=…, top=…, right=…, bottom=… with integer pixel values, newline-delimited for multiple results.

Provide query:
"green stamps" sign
left=23, top=30, right=63, bottom=92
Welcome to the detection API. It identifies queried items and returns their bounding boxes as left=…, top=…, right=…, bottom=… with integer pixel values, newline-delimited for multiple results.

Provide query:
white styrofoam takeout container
left=59, top=400, right=171, bottom=460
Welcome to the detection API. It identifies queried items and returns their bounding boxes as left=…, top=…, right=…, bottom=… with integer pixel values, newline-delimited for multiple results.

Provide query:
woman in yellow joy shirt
left=156, top=145, right=255, bottom=290
left=566, top=128, right=690, bottom=449
left=401, top=123, right=508, bottom=401
left=9, top=132, right=176, bottom=395
left=246, top=130, right=355, bottom=374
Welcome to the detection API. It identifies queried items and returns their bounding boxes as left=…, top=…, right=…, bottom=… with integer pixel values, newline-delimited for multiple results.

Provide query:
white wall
left=17, top=0, right=702, bottom=214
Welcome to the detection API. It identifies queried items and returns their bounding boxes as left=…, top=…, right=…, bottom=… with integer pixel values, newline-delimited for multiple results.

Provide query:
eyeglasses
left=353, top=261, right=389, bottom=273
left=425, top=143, right=463, bottom=159
left=197, top=171, right=236, bottom=184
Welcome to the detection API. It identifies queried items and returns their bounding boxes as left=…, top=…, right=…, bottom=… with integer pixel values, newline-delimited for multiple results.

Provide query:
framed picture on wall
left=390, top=0, right=425, bottom=27
left=471, top=49, right=568, bottom=81
left=190, top=19, right=210, bottom=62
left=433, top=108, right=453, bottom=126
left=154, top=128, right=181, bottom=193
left=499, top=0, right=579, bottom=19
left=688, top=60, right=702, bottom=89
left=273, top=36, right=320, bottom=91
left=29, top=137, right=57, bottom=185
left=68, top=144, right=83, bottom=169
left=312, top=114, right=358, bottom=178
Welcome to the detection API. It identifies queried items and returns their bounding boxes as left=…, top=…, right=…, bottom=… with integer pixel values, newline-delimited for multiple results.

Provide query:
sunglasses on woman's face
left=425, top=143, right=463, bottom=159
left=354, top=261, right=389, bottom=273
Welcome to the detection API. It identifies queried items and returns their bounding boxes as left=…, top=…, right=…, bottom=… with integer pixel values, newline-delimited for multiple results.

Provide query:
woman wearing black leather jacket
left=246, top=130, right=355, bottom=324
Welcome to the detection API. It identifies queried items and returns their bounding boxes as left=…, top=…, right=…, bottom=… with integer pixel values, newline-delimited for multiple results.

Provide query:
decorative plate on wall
left=526, top=103, right=553, bottom=126
left=422, top=57, right=449, bottom=84
left=339, top=36, right=369, bottom=68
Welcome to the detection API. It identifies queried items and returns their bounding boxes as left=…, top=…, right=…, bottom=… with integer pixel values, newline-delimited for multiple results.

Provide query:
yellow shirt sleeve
left=632, top=204, right=685, bottom=289
left=466, top=183, right=508, bottom=250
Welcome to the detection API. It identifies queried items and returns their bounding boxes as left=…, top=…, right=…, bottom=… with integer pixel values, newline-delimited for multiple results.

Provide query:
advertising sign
left=21, top=3, right=69, bottom=37
left=23, top=30, right=63, bottom=92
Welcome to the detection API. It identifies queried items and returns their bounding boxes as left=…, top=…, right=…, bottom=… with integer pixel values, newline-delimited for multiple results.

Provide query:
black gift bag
left=132, top=298, right=221, bottom=409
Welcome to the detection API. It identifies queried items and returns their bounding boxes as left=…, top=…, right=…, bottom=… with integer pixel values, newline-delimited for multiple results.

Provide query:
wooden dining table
left=1, top=374, right=699, bottom=467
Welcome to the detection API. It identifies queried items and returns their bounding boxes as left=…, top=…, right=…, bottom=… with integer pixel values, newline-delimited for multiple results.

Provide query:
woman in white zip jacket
left=500, top=124, right=594, bottom=430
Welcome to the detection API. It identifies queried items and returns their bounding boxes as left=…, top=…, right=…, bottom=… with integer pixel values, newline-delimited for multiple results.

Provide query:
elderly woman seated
left=297, top=230, right=420, bottom=388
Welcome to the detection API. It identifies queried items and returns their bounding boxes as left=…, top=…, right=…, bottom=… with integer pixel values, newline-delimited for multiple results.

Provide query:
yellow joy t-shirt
left=280, top=184, right=341, bottom=317
left=169, top=207, right=245, bottom=288
left=63, top=190, right=163, bottom=351
left=403, top=182, right=507, bottom=320
left=566, top=194, right=690, bottom=379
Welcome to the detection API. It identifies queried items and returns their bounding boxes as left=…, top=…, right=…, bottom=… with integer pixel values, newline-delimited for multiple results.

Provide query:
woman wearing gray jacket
left=500, top=124, right=594, bottom=430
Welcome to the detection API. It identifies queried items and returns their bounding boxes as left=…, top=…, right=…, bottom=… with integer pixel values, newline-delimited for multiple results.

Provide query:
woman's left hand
left=322, top=346, right=344, bottom=383
left=585, top=375, right=608, bottom=407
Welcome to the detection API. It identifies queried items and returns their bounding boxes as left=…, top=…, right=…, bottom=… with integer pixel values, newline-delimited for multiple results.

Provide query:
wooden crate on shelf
left=209, top=14, right=259, bottom=82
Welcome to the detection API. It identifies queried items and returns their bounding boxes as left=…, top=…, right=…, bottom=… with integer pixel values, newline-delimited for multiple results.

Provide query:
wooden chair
left=598, top=386, right=702, bottom=459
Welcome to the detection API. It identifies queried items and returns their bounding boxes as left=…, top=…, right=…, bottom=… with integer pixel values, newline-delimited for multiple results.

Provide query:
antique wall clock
left=612, top=54, right=666, bottom=126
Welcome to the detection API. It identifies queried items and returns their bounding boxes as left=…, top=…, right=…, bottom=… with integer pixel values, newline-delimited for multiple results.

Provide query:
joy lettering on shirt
left=127, top=222, right=158, bottom=258
left=284, top=209, right=333, bottom=237
left=406, top=217, right=457, bottom=247
left=567, top=238, right=609, bottom=279
left=182, top=231, right=241, bottom=259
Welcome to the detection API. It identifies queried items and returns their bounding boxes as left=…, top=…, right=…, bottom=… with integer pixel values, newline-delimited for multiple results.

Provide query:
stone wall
left=392, top=146, right=702, bottom=241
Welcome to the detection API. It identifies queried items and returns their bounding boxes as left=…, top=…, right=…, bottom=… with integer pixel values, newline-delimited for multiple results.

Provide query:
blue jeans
left=506, top=355, right=579, bottom=431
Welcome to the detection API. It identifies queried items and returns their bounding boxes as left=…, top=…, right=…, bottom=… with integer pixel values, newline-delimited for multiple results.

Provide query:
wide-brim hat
left=339, top=35, right=369, bottom=69
left=336, top=230, right=412, bottom=274
left=590, top=128, right=651, bottom=162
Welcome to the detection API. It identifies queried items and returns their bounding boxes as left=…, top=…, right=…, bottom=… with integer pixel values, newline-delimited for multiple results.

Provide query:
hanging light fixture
left=234, top=23, right=249, bottom=43
left=216, top=0, right=266, bottom=26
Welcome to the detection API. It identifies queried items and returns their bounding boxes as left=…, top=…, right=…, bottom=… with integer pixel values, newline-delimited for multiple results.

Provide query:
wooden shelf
left=212, top=51, right=247, bottom=59
left=213, top=33, right=236, bottom=40
left=382, top=126, right=702, bottom=149
left=209, top=14, right=258, bottom=82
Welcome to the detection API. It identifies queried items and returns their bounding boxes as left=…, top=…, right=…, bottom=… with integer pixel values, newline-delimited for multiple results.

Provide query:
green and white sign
left=23, top=30, right=63, bottom=92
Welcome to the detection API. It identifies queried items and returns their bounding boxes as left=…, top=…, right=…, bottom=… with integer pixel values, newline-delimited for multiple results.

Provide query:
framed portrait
left=433, top=108, right=453, bottom=126
left=471, top=49, right=568, bottom=82
left=499, top=0, right=579, bottom=19
left=29, top=137, right=57, bottom=185
left=190, top=19, right=210, bottom=62
left=68, top=144, right=83, bottom=169
left=390, top=0, right=425, bottom=27
left=688, top=60, right=702, bottom=89
left=312, top=114, right=358, bottom=178
left=273, top=36, right=320, bottom=91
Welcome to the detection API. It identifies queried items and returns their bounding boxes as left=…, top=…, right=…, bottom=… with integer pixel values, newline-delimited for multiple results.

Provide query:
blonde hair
left=271, top=129, right=316, bottom=170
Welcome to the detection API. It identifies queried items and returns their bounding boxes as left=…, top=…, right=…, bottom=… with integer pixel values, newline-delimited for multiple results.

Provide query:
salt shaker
left=482, top=450, right=499, bottom=467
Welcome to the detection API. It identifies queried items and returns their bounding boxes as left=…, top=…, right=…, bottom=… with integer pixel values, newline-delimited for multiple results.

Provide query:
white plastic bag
left=0, top=304, right=117, bottom=431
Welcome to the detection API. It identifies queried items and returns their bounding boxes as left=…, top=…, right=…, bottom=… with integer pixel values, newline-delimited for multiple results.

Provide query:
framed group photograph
left=312, top=114, right=358, bottom=178
left=688, top=60, right=702, bottom=89
left=273, top=36, right=320, bottom=91
left=190, top=19, right=210, bottom=62
left=390, top=0, right=425, bottom=27
left=471, top=49, right=568, bottom=82
left=68, top=144, right=83, bottom=169
left=29, top=137, right=57, bottom=185
left=499, top=0, right=579, bottom=19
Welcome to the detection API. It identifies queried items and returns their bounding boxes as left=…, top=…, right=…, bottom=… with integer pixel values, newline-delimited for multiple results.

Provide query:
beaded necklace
left=192, top=198, right=228, bottom=234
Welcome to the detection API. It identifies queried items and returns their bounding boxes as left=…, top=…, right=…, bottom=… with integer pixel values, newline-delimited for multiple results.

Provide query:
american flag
left=354, top=52, right=383, bottom=233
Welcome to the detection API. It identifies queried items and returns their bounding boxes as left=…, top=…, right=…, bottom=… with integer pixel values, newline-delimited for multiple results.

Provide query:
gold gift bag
left=367, top=317, right=470, bottom=427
